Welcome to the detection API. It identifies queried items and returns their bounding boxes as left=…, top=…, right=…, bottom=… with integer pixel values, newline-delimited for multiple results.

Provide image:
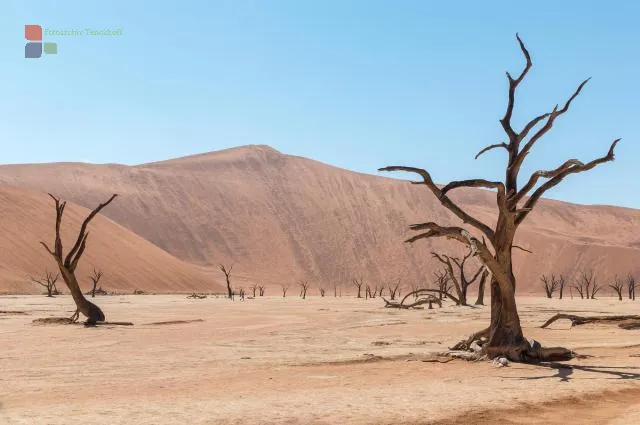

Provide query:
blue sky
left=1, top=1, right=638, bottom=207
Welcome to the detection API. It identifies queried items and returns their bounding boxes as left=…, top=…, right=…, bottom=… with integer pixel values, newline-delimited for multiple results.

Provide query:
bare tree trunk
left=475, top=269, right=488, bottom=305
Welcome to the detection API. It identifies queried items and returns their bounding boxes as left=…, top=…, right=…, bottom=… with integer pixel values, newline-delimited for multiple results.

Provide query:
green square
left=44, top=42, right=57, bottom=54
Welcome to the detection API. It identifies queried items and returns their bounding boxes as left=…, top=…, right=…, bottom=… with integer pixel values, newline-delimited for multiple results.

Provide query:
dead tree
left=379, top=34, right=620, bottom=362
left=627, top=274, right=637, bottom=300
left=541, top=274, right=558, bottom=298
left=387, top=280, right=401, bottom=300
left=433, top=269, right=452, bottom=301
left=383, top=290, right=442, bottom=309
left=298, top=280, right=309, bottom=299
left=258, top=285, right=265, bottom=296
left=353, top=278, right=364, bottom=298
left=281, top=283, right=290, bottom=298
left=576, top=270, right=600, bottom=299
left=573, top=277, right=585, bottom=299
left=239, top=288, right=245, bottom=301
left=89, top=267, right=103, bottom=298
left=333, top=283, right=339, bottom=297
left=29, top=270, right=59, bottom=297
left=40, top=193, right=117, bottom=325
left=250, top=283, right=258, bottom=298
left=318, top=286, right=326, bottom=297
left=475, top=268, right=490, bottom=305
left=609, top=275, right=625, bottom=301
left=432, top=249, right=484, bottom=305
left=219, top=264, right=233, bottom=299
left=557, top=274, right=566, bottom=299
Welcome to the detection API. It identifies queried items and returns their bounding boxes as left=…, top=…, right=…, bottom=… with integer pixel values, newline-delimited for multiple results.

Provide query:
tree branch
left=475, top=142, right=508, bottom=159
left=516, top=139, right=620, bottom=225
left=515, top=159, right=584, bottom=203
left=379, top=166, right=495, bottom=241
left=500, top=33, right=532, bottom=142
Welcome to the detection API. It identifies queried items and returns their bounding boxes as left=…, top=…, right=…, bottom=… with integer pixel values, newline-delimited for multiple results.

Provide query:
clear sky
left=1, top=1, right=638, bottom=207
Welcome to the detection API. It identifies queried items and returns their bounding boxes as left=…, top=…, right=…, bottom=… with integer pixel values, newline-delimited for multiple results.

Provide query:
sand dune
left=1, top=145, right=639, bottom=294
left=0, top=185, right=223, bottom=294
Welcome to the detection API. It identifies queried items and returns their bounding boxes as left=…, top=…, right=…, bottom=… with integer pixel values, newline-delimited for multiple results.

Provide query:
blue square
left=25, top=42, right=42, bottom=58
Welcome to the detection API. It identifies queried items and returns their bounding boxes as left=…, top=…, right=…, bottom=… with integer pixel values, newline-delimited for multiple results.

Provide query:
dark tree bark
left=219, top=264, right=233, bottom=299
left=557, top=275, right=566, bottom=300
left=40, top=193, right=117, bottom=325
left=379, top=34, right=620, bottom=362
left=432, top=248, right=484, bottom=305
left=29, top=270, right=59, bottom=297
left=89, top=267, right=103, bottom=298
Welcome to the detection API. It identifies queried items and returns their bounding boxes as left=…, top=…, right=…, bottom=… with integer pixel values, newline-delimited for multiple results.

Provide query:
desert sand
left=1, top=145, right=640, bottom=295
left=2, top=294, right=639, bottom=424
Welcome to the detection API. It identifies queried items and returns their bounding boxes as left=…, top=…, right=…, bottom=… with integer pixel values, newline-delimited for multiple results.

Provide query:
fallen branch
left=541, top=313, right=640, bottom=329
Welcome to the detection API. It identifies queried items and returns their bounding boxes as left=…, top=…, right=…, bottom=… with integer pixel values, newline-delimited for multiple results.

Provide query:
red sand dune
left=1, top=144, right=639, bottom=294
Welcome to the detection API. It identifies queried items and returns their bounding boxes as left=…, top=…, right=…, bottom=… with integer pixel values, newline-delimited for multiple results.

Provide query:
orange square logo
left=25, top=24, right=42, bottom=41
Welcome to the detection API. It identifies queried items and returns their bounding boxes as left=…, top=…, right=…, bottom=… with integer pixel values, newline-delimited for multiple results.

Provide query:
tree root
left=541, top=313, right=640, bottom=329
left=450, top=328, right=575, bottom=363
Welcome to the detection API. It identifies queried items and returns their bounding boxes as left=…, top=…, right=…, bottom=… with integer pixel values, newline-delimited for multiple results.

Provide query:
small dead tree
left=250, top=283, right=258, bottom=298
left=557, top=274, right=566, bottom=300
left=475, top=268, right=490, bottom=305
left=353, top=278, right=364, bottom=298
left=29, top=270, right=59, bottom=297
left=432, top=248, right=484, bottom=306
left=40, top=193, right=117, bottom=324
left=541, top=274, right=558, bottom=298
left=573, top=277, right=585, bottom=299
left=609, top=275, right=625, bottom=301
left=333, top=282, right=339, bottom=297
left=258, top=285, right=265, bottom=296
left=387, top=279, right=401, bottom=301
left=433, top=269, right=452, bottom=301
left=239, top=287, right=246, bottom=301
left=89, top=267, right=103, bottom=298
left=281, top=283, right=290, bottom=298
left=380, top=34, right=620, bottom=361
left=219, top=264, right=233, bottom=299
left=627, top=274, right=637, bottom=300
left=318, top=286, right=326, bottom=297
left=298, top=280, right=309, bottom=299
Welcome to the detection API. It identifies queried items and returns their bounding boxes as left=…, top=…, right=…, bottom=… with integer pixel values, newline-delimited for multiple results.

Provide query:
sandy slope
left=1, top=145, right=639, bottom=294
left=0, top=185, right=223, bottom=294
left=1, top=295, right=639, bottom=424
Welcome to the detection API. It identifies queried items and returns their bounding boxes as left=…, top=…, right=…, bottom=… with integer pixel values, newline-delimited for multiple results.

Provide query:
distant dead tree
left=433, top=269, right=452, bottom=301
left=353, top=278, right=364, bottom=298
left=432, top=249, right=484, bottom=306
left=333, top=282, right=339, bottom=297
left=365, top=283, right=378, bottom=299
left=557, top=275, right=566, bottom=299
left=29, top=270, right=59, bottom=297
left=610, top=275, right=625, bottom=301
left=219, top=264, right=233, bottom=299
left=299, top=280, right=309, bottom=299
left=475, top=268, right=490, bottom=305
left=89, top=267, right=104, bottom=298
left=281, top=283, right=290, bottom=298
left=575, top=270, right=600, bottom=299
left=382, top=290, right=442, bottom=310
left=573, top=277, right=585, bottom=299
left=627, top=274, right=637, bottom=300
left=239, top=288, right=245, bottom=301
left=258, top=285, right=265, bottom=296
left=387, top=279, right=401, bottom=301
left=40, top=193, right=117, bottom=324
left=318, top=286, right=326, bottom=297
left=250, top=283, right=258, bottom=298
left=380, top=34, right=620, bottom=361
left=540, top=274, right=558, bottom=298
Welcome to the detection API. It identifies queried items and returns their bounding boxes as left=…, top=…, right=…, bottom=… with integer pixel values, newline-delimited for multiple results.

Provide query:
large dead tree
left=219, top=264, right=233, bottom=299
left=379, top=34, right=620, bottom=362
left=41, top=193, right=117, bottom=325
left=432, top=249, right=484, bottom=305
left=29, top=270, right=59, bottom=297
left=89, top=267, right=103, bottom=298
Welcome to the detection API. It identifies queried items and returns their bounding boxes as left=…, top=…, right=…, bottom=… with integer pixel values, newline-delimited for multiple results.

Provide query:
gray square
left=25, top=42, right=42, bottom=58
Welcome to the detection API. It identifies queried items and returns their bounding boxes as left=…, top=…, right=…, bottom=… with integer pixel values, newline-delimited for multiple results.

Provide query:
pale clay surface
left=1, top=295, right=640, bottom=424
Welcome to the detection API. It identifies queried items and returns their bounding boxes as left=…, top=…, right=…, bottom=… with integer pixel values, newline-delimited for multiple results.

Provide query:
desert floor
left=1, top=295, right=640, bottom=425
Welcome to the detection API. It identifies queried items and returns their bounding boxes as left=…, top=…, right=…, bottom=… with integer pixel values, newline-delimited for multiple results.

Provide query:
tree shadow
left=511, top=362, right=640, bottom=382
